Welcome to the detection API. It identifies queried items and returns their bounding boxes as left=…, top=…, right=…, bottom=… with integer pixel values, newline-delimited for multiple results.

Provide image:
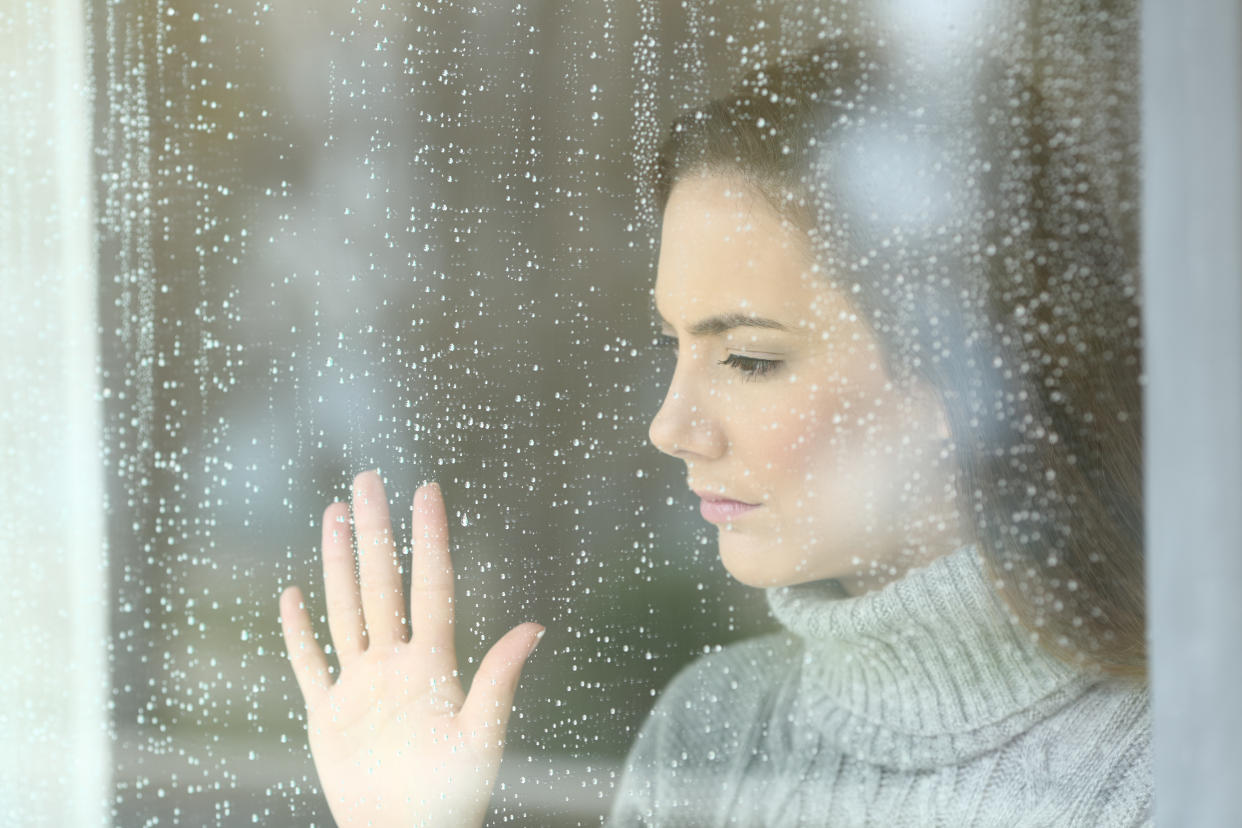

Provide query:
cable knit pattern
left=606, top=544, right=1152, bottom=827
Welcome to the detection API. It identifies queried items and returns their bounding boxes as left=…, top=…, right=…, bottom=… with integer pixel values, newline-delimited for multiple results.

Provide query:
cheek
left=781, top=383, right=904, bottom=518
left=759, top=382, right=863, bottom=487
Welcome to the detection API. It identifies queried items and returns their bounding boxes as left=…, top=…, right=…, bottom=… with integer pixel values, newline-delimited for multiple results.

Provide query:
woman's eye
left=719, top=353, right=782, bottom=379
left=652, top=334, right=781, bottom=380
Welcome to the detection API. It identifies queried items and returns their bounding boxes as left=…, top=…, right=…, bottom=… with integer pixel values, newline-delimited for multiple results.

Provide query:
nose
left=648, top=362, right=727, bottom=460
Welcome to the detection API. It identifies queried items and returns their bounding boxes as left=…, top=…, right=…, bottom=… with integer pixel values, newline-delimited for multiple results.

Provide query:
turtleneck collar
left=764, top=543, right=1101, bottom=770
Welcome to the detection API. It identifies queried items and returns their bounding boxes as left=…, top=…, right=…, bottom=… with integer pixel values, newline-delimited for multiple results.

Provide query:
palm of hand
left=306, top=646, right=471, bottom=827
left=279, top=472, right=543, bottom=828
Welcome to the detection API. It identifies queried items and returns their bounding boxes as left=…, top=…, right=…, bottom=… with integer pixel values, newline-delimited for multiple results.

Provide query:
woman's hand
left=279, top=470, right=544, bottom=828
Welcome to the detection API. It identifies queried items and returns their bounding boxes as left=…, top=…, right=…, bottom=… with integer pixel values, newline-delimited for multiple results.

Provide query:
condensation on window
left=6, top=0, right=1143, bottom=824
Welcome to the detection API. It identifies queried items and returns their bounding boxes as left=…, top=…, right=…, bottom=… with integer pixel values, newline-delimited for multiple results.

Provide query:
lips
left=691, top=487, right=759, bottom=505
left=691, top=488, right=762, bottom=523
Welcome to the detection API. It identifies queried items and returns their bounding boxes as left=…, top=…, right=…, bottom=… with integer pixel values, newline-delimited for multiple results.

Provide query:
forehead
left=654, top=175, right=847, bottom=327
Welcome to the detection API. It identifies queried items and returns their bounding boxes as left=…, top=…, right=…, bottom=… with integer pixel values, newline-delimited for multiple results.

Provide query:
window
left=4, top=1, right=1239, bottom=825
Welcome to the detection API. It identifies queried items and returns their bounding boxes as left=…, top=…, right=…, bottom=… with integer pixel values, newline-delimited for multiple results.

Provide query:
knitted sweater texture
left=606, top=544, right=1152, bottom=827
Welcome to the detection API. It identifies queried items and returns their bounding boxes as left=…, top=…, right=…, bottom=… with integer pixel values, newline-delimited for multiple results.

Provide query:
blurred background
left=3, top=0, right=1141, bottom=825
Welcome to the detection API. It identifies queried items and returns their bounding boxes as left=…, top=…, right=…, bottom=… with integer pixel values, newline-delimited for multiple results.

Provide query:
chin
left=716, top=533, right=830, bottom=589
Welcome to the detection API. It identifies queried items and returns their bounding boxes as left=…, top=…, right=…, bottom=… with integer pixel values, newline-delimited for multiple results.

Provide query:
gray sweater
left=606, top=544, right=1152, bottom=827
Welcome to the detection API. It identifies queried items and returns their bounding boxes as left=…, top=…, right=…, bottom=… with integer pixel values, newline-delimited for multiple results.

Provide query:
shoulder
left=1082, top=679, right=1152, bottom=825
left=658, top=631, right=799, bottom=708
left=1021, top=677, right=1152, bottom=826
left=1056, top=676, right=1151, bottom=768
left=606, top=632, right=800, bottom=827
left=642, top=631, right=800, bottom=741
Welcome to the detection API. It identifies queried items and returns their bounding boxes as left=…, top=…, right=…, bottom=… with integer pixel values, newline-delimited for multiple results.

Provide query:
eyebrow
left=654, top=307, right=792, bottom=337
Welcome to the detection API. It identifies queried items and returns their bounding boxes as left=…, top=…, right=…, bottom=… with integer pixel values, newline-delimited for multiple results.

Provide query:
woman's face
left=648, top=174, right=965, bottom=594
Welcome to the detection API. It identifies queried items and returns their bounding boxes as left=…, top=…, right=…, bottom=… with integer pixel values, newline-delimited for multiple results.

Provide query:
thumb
left=459, top=622, right=545, bottom=743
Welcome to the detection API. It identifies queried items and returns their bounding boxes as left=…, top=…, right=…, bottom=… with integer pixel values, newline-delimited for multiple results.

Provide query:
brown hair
left=653, top=43, right=1146, bottom=680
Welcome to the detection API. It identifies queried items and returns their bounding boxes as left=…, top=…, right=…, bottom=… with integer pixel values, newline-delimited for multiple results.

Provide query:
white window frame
left=1142, top=0, right=1242, bottom=823
left=0, top=1, right=109, bottom=825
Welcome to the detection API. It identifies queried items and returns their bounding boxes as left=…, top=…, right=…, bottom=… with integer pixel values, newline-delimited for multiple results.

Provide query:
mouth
left=691, top=488, right=762, bottom=523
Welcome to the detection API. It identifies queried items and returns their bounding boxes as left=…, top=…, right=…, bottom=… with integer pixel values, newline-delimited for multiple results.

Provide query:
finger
left=459, top=622, right=545, bottom=745
left=352, top=469, right=407, bottom=648
left=321, top=501, right=366, bottom=665
left=410, top=482, right=457, bottom=675
left=279, top=585, right=332, bottom=713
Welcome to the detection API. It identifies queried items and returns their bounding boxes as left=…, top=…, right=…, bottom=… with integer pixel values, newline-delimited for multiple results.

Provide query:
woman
left=279, top=43, right=1151, bottom=827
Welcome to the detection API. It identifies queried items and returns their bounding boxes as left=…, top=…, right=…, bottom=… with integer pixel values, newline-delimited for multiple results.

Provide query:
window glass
left=78, top=1, right=1144, bottom=824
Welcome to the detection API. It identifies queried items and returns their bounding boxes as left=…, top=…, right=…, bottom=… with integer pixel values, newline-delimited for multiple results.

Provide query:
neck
left=834, top=501, right=972, bottom=598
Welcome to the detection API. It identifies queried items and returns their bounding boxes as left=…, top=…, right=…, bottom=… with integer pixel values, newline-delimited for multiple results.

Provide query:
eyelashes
left=652, top=334, right=783, bottom=380
left=720, top=352, right=782, bottom=379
